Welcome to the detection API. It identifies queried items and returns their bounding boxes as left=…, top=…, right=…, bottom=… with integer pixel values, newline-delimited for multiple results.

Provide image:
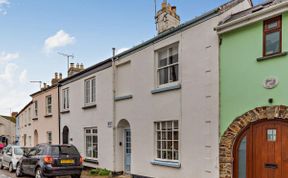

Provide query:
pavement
left=0, top=168, right=131, bottom=178
left=0, top=168, right=29, bottom=178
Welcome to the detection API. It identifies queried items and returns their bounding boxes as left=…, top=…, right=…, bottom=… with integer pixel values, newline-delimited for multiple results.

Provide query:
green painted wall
left=220, top=12, right=288, bottom=135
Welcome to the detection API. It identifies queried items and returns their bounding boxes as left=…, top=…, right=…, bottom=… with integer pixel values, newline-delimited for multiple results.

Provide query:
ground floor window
left=47, top=132, right=52, bottom=144
left=84, top=127, right=98, bottom=159
left=155, top=120, right=179, bottom=161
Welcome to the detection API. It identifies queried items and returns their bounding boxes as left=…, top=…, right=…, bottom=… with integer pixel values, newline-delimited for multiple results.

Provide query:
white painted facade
left=59, top=62, right=114, bottom=169
left=18, top=102, right=33, bottom=147
left=112, top=1, right=251, bottom=178
left=58, top=1, right=252, bottom=178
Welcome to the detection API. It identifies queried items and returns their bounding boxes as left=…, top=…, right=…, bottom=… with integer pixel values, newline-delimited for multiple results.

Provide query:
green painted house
left=216, top=0, right=288, bottom=178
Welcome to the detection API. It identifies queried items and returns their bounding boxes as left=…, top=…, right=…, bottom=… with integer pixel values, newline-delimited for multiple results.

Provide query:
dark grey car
left=16, top=144, right=83, bottom=178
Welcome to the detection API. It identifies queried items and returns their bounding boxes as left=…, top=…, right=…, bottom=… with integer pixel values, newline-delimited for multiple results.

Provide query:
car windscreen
left=50, top=146, right=79, bottom=156
left=14, top=147, right=24, bottom=155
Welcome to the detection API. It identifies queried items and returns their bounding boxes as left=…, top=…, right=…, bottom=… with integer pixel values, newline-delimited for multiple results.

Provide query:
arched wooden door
left=234, top=120, right=288, bottom=178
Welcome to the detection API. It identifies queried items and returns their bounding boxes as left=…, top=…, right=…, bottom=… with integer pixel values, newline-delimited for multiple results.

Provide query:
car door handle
left=265, top=163, right=278, bottom=169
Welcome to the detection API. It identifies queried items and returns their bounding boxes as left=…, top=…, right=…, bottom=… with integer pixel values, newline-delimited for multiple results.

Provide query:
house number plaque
left=263, top=77, right=279, bottom=89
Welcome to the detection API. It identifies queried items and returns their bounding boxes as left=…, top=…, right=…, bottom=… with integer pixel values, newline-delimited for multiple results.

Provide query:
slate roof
left=219, top=0, right=288, bottom=25
left=0, top=115, right=16, bottom=123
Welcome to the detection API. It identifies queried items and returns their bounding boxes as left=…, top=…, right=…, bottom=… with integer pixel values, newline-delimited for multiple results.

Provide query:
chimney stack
left=68, top=62, right=85, bottom=76
left=51, top=72, right=61, bottom=85
left=11, top=112, right=18, bottom=118
left=156, top=0, right=180, bottom=34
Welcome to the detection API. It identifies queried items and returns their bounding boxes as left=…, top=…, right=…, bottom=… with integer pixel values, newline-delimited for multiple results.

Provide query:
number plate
left=60, top=159, right=74, bottom=164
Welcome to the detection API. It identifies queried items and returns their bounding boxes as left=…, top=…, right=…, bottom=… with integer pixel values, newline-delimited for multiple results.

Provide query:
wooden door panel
left=281, top=124, right=288, bottom=177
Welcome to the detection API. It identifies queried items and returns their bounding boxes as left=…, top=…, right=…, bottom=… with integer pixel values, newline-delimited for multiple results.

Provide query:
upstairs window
left=157, top=44, right=179, bottom=86
left=263, top=16, right=282, bottom=56
left=45, top=95, right=52, bottom=115
left=34, top=101, right=38, bottom=117
left=62, top=88, right=69, bottom=110
left=84, top=77, right=96, bottom=105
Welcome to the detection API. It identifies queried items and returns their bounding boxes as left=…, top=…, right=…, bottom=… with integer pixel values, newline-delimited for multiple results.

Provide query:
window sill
left=150, top=160, right=181, bottom=168
left=82, top=104, right=97, bottom=110
left=32, top=118, right=38, bottom=121
left=151, top=84, right=181, bottom=94
left=257, top=52, right=287, bottom=62
left=114, top=95, right=133, bottom=101
left=84, top=158, right=99, bottom=164
left=44, top=114, right=53, bottom=118
left=60, top=110, right=70, bottom=114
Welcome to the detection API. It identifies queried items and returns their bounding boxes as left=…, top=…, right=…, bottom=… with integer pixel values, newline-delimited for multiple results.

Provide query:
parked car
left=16, top=144, right=83, bottom=178
left=0, top=145, right=24, bottom=172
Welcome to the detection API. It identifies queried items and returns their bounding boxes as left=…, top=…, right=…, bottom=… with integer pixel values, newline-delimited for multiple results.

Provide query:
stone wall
left=219, top=105, right=288, bottom=178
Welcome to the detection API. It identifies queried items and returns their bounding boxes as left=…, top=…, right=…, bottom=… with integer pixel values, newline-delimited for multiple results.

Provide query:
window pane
left=159, top=68, right=168, bottom=85
left=169, top=65, right=179, bottom=82
left=267, top=21, right=278, bottom=30
left=265, top=31, right=280, bottom=55
left=159, top=58, right=167, bottom=68
left=91, top=78, right=96, bottom=102
left=238, top=136, right=247, bottom=178
left=86, top=136, right=92, bottom=157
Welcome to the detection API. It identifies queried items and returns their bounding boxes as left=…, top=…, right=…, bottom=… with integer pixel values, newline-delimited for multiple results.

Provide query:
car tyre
left=71, top=175, right=81, bottom=178
left=8, top=163, right=13, bottom=172
left=35, top=167, right=47, bottom=178
left=16, top=163, right=23, bottom=177
left=0, top=161, right=3, bottom=170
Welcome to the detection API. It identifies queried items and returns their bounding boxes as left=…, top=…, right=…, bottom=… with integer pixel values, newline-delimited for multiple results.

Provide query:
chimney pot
left=43, top=83, right=47, bottom=88
left=80, top=63, right=84, bottom=70
left=59, top=73, right=62, bottom=79
left=70, top=63, right=74, bottom=68
left=55, top=72, right=58, bottom=79
left=76, top=63, right=80, bottom=69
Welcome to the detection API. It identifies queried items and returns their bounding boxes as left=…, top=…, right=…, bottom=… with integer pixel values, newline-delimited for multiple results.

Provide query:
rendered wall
left=220, top=12, right=288, bottom=134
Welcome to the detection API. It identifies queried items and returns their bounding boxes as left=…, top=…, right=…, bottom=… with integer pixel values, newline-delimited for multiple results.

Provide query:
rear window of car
left=50, top=146, right=79, bottom=156
left=14, top=147, right=24, bottom=155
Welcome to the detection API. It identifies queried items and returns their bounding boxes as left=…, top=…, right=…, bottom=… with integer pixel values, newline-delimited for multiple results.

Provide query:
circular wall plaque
left=263, top=77, right=279, bottom=89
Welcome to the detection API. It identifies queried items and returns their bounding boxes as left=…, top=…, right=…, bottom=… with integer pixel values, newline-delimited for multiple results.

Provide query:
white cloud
left=0, top=63, right=18, bottom=84
left=0, top=63, right=34, bottom=115
left=0, top=51, right=19, bottom=63
left=0, top=0, right=9, bottom=16
left=116, top=47, right=130, bottom=55
left=19, top=70, right=28, bottom=83
left=44, top=30, right=75, bottom=53
left=0, top=0, right=9, bottom=5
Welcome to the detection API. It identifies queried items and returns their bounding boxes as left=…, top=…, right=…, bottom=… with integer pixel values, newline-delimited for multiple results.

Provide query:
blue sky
left=0, top=0, right=264, bottom=115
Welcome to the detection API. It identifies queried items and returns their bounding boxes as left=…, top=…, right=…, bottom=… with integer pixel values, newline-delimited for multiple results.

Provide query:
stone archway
left=219, top=105, right=288, bottom=178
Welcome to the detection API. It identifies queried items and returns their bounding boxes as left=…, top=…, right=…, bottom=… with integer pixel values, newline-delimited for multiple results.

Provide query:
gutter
left=216, top=1, right=288, bottom=34
left=57, top=84, right=61, bottom=144
left=112, top=48, right=117, bottom=173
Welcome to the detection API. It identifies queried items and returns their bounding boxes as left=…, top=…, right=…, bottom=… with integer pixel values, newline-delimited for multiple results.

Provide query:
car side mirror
left=7, top=152, right=12, bottom=156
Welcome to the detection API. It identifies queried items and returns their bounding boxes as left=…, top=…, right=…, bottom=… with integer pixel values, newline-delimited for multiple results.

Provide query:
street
left=0, top=168, right=29, bottom=178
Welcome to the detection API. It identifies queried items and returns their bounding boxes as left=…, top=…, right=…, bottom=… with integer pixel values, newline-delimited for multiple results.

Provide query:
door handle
left=265, top=163, right=278, bottom=169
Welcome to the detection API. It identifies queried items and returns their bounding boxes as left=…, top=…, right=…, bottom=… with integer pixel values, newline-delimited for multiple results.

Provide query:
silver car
left=0, top=145, right=23, bottom=172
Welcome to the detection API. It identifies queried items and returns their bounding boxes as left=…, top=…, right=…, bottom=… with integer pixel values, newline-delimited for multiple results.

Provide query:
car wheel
left=16, top=164, right=23, bottom=177
left=35, top=168, right=46, bottom=178
left=71, top=175, right=81, bottom=178
left=8, top=163, right=13, bottom=172
left=0, top=161, right=3, bottom=169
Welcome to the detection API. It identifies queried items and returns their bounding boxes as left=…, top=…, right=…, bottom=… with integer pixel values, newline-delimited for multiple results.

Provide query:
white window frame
left=84, top=77, right=96, bottom=106
left=156, top=43, right=179, bottom=87
left=155, top=120, right=179, bottom=162
left=34, top=101, right=38, bottom=118
left=62, top=88, right=69, bottom=111
left=45, top=95, right=52, bottom=115
left=47, top=131, right=52, bottom=144
left=84, top=127, right=98, bottom=159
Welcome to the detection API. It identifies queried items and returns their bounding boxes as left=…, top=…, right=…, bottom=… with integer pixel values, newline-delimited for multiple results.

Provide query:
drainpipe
left=57, top=84, right=61, bottom=144
left=112, top=48, right=117, bottom=174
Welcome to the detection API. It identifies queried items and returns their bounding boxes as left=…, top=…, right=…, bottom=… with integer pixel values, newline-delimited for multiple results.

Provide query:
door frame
left=233, top=119, right=288, bottom=178
left=124, top=128, right=131, bottom=173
